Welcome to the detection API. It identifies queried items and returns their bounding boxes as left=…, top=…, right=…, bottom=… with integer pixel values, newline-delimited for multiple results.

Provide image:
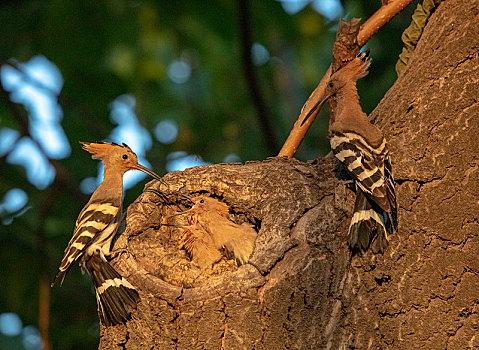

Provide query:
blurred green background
left=0, top=0, right=417, bottom=348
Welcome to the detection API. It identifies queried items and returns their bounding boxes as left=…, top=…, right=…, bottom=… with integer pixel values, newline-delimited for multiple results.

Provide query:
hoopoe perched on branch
left=51, top=141, right=164, bottom=326
left=181, top=195, right=257, bottom=267
left=302, top=51, right=398, bottom=253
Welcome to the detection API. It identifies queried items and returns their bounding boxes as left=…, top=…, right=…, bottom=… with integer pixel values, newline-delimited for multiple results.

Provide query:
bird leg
left=143, top=188, right=171, bottom=204
left=108, top=246, right=134, bottom=260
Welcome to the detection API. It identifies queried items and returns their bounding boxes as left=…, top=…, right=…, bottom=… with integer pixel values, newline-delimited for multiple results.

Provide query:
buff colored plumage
left=181, top=195, right=257, bottom=268
left=52, top=141, right=164, bottom=326
left=303, top=51, right=397, bottom=253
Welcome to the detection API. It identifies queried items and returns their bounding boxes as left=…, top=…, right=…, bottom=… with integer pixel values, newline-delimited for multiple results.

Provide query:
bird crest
left=301, top=50, right=372, bottom=127
left=335, top=50, right=371, bottom=82
left=80, top=141, right=134, bottom=160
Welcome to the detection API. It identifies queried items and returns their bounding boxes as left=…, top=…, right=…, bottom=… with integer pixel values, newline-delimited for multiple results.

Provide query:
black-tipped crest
left=361, top=48, right=370, bottom=60
left=339, top=50, right=371, bottom=81
left=300, top=50, right=372, bottom=126
left=80, top=141, right=135, bottom=160
left=122, top=143, right=133, bottom=152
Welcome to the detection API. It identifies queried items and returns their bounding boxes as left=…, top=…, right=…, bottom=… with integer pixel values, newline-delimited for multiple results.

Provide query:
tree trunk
left=99, top=0, right=479, bottom=348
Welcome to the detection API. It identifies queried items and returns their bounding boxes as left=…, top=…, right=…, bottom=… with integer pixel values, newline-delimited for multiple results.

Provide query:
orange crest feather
left=79, top=141, right=133, bottom=160
left=342, top=52, right=371, bottom=81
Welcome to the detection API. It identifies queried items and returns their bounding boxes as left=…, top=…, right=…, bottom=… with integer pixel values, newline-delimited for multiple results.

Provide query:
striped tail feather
left=85, top=254, right=139, bottom=326
left=348, top=190, right=391, bottom=254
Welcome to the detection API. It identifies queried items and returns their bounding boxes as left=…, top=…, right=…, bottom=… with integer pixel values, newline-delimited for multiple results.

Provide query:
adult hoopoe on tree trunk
left=51, top=141, right=164, bottom=326
left=302, top=51, right=398, bottom=253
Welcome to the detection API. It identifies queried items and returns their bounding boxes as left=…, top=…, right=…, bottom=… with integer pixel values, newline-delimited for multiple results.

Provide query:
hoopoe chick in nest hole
left=302, top=51, right=398, bottom=254
left=51, top=141, right=165, bottom=326
left=179, top=195, right=257, bottom=269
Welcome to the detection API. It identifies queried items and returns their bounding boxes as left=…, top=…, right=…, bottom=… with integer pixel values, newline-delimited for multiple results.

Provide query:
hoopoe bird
left=51, top=141, right=164, bottom=326
left=302, top=51, right=398, bottom=253
left=182, top=195, right=257, bottom=266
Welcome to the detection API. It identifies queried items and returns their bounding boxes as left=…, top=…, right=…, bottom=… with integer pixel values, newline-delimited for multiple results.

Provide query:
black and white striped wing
left=52, top=202, right=119, bottom=285
left=330, top=131, right=391, bottom=212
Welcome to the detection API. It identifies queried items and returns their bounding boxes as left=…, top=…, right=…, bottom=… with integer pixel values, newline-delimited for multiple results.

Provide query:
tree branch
left=237, top=0, right=279, bottom=155
left=36, top=189, right=58, bottom=350
left=277, top=0, right=415, bottom=158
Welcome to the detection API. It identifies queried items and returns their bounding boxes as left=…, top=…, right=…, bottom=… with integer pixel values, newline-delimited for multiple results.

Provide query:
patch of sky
left=1, top=188, right=28, bottom=213
left=166, top=151, right=211, bottom=172
left=168, top=59, right=191, bottom=84
left=311, top=0, right=343, bottom=20
left=0, top=128, right=20, bottom=157
left=0, top=55, right=69, bottom=216
left=278, top=0, right=343, bottom=19
left=22, top=326, right=43, bottom=350
left=0, top=313, right=23, bottom=337
left=279, top=0, right=309, bottom=15
left=252, top=43, right=270, bottom=66
left=1, top=55, right=69, bottom=159
left=7, top=137, right=55, bottom=190
left=0, top=313, right=43, bottom=350
left=80, top=176, right=99, bottom=196
left=0, top=189, right=30, bottom=225
left=154, top=119, right=178, bottom=144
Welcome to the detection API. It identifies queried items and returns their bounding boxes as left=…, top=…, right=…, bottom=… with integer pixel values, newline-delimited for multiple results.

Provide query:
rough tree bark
left=100, top=1, right=479, bottom=348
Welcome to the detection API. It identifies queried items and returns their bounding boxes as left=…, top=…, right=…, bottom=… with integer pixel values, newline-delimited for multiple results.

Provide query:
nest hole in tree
left=126, top=190, right=262, bottom=289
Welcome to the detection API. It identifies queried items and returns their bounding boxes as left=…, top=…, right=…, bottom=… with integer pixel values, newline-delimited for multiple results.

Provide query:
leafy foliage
left=396, top=0, right=444, bottom=75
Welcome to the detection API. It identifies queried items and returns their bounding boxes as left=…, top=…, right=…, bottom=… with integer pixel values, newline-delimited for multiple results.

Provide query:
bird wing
left=58, top=202, right=120, bottom=276
left=330, top=131, right=393, bottom=213
left=181, top=225, right=222, bottom=269
left=206, top=219, right=257, bottom=265
left=190, top=202, right=257, bottom=265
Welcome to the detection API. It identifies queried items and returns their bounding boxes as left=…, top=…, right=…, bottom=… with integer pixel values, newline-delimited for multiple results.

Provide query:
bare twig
left=237, top=0, right=279, bottom=155
left=37, top=189, right=58, bottom=350
left=278, top=0, right=415, bottom=158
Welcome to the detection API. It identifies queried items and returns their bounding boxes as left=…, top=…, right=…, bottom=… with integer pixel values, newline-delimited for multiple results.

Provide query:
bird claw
left=341, top=180, right=356, bottom=192
left=108, top=247, right=133, bottom=260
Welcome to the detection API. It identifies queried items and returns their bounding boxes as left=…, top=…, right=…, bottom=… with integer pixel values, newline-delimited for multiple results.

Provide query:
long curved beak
left=133, top=164, right=195, bottom=204
left=132, top=163, right=163, bottom=181
left=300, top=94, right=330, bottom=126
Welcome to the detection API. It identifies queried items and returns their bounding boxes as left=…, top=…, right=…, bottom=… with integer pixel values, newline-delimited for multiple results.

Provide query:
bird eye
left=200, top=199, right=205, bottom=203
left=328, top=82, right=334, bottom=88
left=122, top=154, right=128, bottom=160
